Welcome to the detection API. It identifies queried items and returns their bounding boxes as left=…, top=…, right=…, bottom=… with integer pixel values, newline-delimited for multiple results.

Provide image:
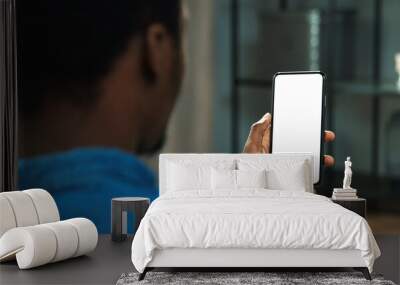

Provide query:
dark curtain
left=0, top=0, right=18, bottom=192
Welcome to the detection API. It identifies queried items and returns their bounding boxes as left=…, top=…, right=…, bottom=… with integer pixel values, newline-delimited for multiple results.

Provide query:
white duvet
left=131, top=190, right=380, bottom=273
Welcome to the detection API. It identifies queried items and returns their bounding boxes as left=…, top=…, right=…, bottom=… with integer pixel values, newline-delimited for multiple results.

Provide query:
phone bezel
left=270, top=71, right=326, bottom=185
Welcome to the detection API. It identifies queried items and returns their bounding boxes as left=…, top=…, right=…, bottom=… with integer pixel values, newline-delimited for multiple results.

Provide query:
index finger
left=324, top=130, right=335, bottom=142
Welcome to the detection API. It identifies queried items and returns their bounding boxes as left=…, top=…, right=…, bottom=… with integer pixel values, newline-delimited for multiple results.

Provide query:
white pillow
left=167, top=163, right=211, bottom=191
left=236, top=169, right=267, bottom=189
left=211, top=169, right=236, bottom=190
left=265, top=161, right=312, bottom=192
left=211, top=169, right=268, bottom=190
left=238, top=158, right=312, bottom=192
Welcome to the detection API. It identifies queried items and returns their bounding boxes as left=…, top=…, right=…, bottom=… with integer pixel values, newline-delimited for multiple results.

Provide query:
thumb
left=248, top=113, right=271, bottom=143
left=243, top=113, right=271, bottom=153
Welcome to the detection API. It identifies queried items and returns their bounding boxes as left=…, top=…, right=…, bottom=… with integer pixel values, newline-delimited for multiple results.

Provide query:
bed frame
left=139, top=154, right=372, bottom=281
left=140, top=248, right=370, bottom=280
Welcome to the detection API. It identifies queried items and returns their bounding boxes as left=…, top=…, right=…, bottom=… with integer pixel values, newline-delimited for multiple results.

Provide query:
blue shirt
left=18, top=147, right=158, bottom=233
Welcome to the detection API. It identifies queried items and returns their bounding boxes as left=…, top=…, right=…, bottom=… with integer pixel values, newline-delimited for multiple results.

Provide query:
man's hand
left=243, top=113, right=336, bottom=167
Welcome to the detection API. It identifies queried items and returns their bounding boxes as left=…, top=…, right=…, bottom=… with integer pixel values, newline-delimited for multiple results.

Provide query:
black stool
left=111, top=197, right=150, bottom=242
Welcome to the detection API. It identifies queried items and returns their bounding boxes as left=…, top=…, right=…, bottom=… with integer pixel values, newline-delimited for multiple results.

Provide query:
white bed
left=131, top=154, right=380, bottom=280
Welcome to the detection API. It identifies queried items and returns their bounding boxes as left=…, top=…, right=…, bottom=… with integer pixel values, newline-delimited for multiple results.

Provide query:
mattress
left=131, top=190, right=380, bottom=273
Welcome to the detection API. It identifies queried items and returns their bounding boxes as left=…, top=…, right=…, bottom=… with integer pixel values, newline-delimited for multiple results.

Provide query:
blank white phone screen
left=272, top=73, right=324, bottom=183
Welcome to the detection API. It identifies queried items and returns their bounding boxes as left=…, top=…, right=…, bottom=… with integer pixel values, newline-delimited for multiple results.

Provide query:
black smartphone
left=270, top=71, right=326, bottom=185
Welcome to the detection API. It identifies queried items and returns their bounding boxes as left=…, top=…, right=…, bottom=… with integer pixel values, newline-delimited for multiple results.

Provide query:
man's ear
left=141, top=23, right=176, bottom=83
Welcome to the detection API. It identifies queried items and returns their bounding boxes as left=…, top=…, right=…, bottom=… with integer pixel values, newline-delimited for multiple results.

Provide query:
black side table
left=331, top=198, right=366, bottom=218
left=111, top=197, right=150, bottom=242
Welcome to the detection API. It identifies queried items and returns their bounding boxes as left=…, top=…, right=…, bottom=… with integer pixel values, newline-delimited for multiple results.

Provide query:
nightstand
left=331, top=198, right=366, bottom=218
left=111, top=197, right=150, bottom=242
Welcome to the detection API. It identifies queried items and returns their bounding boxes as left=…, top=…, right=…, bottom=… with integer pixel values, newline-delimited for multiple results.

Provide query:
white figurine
left=343, top=156, right=353, bottom=189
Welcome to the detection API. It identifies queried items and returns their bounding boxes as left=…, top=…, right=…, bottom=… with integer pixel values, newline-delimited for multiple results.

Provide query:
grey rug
left=117, top=272, right=396, bottom=285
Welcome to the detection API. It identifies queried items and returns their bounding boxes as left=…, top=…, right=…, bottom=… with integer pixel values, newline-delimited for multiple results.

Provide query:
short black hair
left=17, top=0, right=181, bottom=116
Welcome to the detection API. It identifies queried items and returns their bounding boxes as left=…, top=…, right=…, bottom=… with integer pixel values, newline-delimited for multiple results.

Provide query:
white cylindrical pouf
left=0, top=196, right=17, bottom=237
left=65, top=218, right=98, bottom=257
left=42, top=221, right=79, bottom=262
left=1, top=192, right=39, bottom=227
left=0, top=226, right=57, bottom=269
left=23, top=189, right=60, bottom=224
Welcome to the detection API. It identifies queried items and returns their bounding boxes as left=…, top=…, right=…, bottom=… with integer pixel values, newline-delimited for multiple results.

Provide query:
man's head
left=18, top=0, right=184, bottom=156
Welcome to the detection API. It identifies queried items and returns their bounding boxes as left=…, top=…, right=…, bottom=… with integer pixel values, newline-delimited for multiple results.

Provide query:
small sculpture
left=332, top=157, right=357, bottom=199
left=343, top=157, right=353, bottom=189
